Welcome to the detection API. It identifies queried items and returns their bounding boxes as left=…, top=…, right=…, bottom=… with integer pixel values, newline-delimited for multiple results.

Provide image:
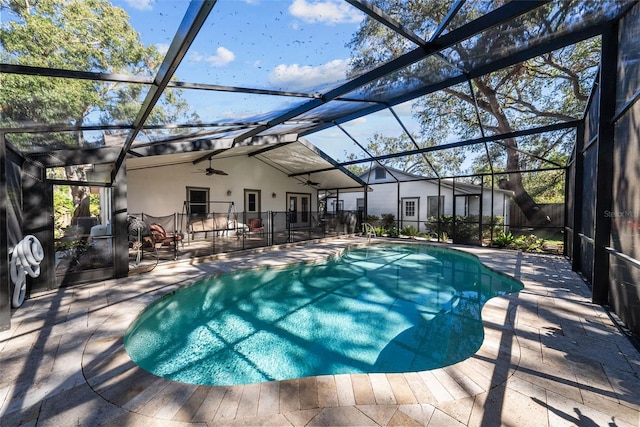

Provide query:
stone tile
left=284, top=408, right=322, bottom=426
left=307, top=406, right=379, bottom=426
left=95, top=365, right=160, bottom=406
left=171, top=385, right=210, bottom=422
left=504, top=374, right=547, bottom=403
left=580, top=388, right=640, bottom=427
left=369, top=373, right=396, bottom=405
left=398, top=403, right=436, bottom=425
left=351, top=374, right=376, bottom=405
left=191, top=386, right=227, bottom=423
left=402, top=372, right=436, bottom=404
left=0, top=399, right=41, bottom=427
left=419, top=370, right=453, bottom=402
left=103, top=411, right=203, bottom=426
left=427, top=408, right=466, bottom=427
left=357, top=404, right=398, bottom=425
left=460, top=354, right=510, bottom=390
left=299, top=376, right=319, bottom=410
left=546, top=389, right=636, bottom=427
left=316, top=375, right=339, bottom=407
left=257, top=381, right=280, bottom=417
left=1, top=377, right=51, bottom=416
left=514, top=357, right=583, bottom=404
left=442, top=365, right=485, bottom=398
left=236, top=382, right=260, bottom=418
left=279, top=379, right=300, bottom=413
left=334, top=374, right=356, bottom=406
left=213, top=385, right=243, bottom=421
left=469, top=385, right=547, bottom=427
left=436, top=396, right=475, bottom=425
left=386, top=373, right=417, bottom=404
left=602, top=364, right=640, bottom=409
left=152, top=382, right=199, bottom=420
left=2, top=241, right=639, bottom=427
left=1, top=343, right=58, bottom=386
left=36, top=382, right=125, bottom=427
left=387, top=408, right=423, bottom=426
left=136, top=380, right=192, bottom=418
left=121, top=378, right=171, bottom=412
left=209, top=413, right=292, bottom=426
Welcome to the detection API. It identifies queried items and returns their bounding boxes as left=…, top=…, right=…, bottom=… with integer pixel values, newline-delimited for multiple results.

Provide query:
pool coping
left=2, top=237, right=640, bottom=426
left=101, top=241, right=520, bottom=405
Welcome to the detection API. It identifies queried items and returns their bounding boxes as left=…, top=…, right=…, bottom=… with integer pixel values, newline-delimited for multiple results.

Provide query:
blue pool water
left=124, top=244, right=522, bottom=386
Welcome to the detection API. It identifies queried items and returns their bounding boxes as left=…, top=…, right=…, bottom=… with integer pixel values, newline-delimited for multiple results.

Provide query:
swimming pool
left=124, top=243, right=523, bottom=386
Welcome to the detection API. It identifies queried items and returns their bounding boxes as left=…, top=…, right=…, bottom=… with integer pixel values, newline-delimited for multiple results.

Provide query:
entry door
left=401, top=197, right=419, bottom=229
left=288, top=193, right=310, bottom=226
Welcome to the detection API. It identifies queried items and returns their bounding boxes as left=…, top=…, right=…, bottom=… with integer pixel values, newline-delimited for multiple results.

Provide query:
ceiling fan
left=197, top=158, right=228, bottom=176
left=300, top=174, right=319, bottom=186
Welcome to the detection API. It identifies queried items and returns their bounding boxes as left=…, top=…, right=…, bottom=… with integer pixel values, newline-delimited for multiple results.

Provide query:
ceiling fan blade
left=213, top=169, right=228, bottom=175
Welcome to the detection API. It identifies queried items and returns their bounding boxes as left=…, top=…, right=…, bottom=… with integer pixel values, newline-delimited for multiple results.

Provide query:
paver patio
left=1, top=237, right=639, bottom=426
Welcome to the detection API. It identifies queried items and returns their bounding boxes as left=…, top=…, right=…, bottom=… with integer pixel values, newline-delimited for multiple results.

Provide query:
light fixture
left=272, top=192, right=277, bottom=198
left=226, top=190, right=232, bottom=196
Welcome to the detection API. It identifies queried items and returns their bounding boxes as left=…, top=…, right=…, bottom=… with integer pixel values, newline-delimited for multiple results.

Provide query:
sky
left=110, top=0, right=424, bottom=161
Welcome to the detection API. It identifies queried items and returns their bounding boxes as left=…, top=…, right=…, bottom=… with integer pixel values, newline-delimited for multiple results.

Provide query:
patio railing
left=127, top=210, right=362, bottom=263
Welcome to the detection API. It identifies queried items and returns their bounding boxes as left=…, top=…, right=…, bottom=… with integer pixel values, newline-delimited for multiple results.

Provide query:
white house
left=123, top=138, right=366, bottom=233
left=338, top=166, right=514, bottom=233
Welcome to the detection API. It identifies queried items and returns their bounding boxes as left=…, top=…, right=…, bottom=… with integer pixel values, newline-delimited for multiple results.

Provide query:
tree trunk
left=475, top=80, right=551, bottom=226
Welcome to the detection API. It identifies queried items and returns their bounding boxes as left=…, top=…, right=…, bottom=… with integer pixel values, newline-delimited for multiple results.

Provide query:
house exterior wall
left=466, top=190, right=511, bottom=220
left=126, top=155, right=317, bottom=217
left=340, top=180, right=511, bottom=233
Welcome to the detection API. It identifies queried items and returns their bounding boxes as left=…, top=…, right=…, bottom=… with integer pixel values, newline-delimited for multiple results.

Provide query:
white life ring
left=9, top=235, right=44, bottom=308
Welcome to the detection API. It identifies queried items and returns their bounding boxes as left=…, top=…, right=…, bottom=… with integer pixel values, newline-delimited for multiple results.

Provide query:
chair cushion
left=249, top=218, right=263, bottom=229
left=150, top=223, right=167, bottom=240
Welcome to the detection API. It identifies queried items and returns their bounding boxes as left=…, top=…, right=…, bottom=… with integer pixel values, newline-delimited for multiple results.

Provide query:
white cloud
left=155, top=43, right=170, bottom=56
left=289, top=0, right=363, bottom=25
left=205, top=47, right=236, bottom=67
left=125, top=0, right=153, bottom=11
left=185, top=47, right=235, bottom=67
left=270, top=59, right=349, bottom=91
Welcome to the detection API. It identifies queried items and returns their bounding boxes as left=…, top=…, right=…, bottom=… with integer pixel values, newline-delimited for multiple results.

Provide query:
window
left=356, top=198, right=365, bottom=212
left=375, top=167, right=386, bottom=180
left=244, top=189, right=261, bottom=213
left=405, top=200, right=416, bottom=217
left=427, top=196, right=444, bottom=218
left=187, top=187, right=209, bottom=216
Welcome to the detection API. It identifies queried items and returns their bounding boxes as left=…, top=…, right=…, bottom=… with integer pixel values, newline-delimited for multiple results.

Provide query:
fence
left=509, top=203, right=564, bottom=228
left=126, top=210, right=362, bottom=265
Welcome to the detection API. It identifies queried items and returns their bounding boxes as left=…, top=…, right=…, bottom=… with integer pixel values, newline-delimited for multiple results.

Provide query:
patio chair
left=150, top=223, right=184, bottom=248
left=248, top=218, right=265, bottom=237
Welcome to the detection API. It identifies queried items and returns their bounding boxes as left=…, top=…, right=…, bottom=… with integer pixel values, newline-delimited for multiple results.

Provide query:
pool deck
left=1, top=237, right=639, bottom=426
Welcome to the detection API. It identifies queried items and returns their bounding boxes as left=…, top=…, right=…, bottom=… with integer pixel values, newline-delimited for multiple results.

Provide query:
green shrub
left=425, top=214, right=504, bottom=243
left=492, top=231, right=515, bottom=247
left=401, top=225, right=419, bottom=237
left=380, top=213, right=396, bottom=230
left=364, top=215, right=379, bottom=227
left=492, top=232, right=545, bottom=252
left=512, top=234, right=545, bottom=252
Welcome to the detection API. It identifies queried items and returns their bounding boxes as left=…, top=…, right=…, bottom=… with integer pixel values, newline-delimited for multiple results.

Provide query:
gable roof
left=358, top=166, right=514, bottom=195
